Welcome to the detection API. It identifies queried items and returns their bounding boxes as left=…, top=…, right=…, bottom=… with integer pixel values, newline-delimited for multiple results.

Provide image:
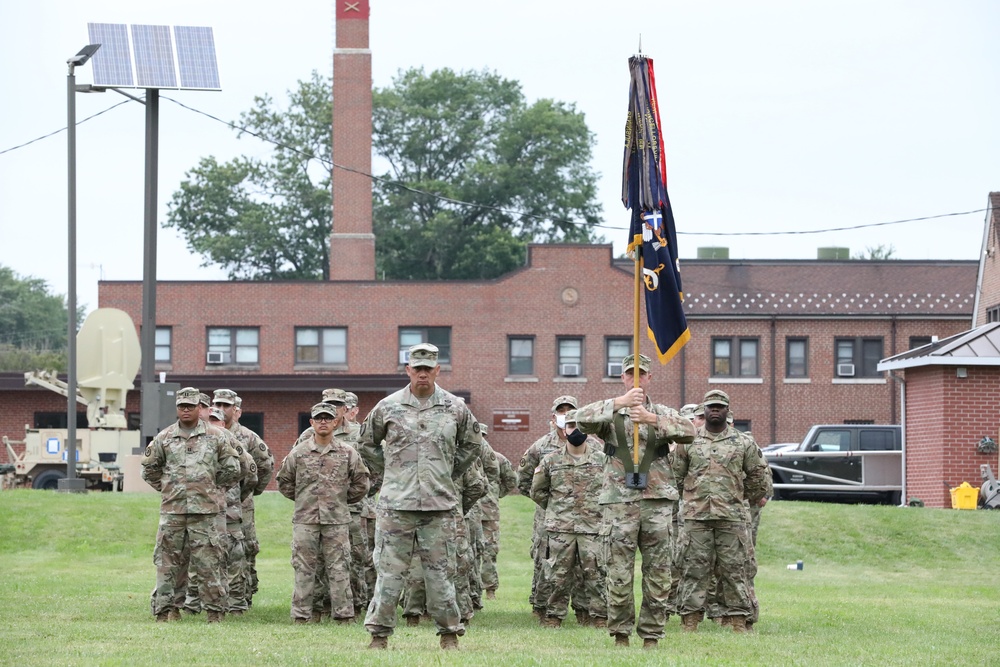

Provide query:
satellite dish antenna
left=76, top=308, right=141, bottom=429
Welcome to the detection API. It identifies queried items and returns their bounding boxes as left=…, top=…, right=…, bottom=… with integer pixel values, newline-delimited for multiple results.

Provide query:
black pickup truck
left=765, top=425, right=902, bottom=505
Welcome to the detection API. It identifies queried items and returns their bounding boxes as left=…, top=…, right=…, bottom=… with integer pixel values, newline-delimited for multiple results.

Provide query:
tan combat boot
left=206, top=611, right=224, bottom=623
left=486, top=589, right=497, bottom=600
left=592, top=616, right=608, bottom=629
left=404, top=615, right=420, bottom=627
left=155, top=612, right=170, bottom=623
left=643, top=638, right=658, bottom=650
left=334, top=616, right=354, bottom=625
left=167, top=609, right=181, bottom=622
left=575, top=609, right=590, bottom=626
left=614, top=634, right=630, bottom=647
left=681, top=613, right=701, bottom=633
left=368, top=636, right=388, bottom=650
left=440, top=633, right=459, bottom=650
left=541, top=616, right=562, bottom=628
left=729, top=616, right=748, bottom=633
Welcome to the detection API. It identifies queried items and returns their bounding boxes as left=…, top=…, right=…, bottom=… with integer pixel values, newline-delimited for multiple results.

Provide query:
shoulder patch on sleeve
left=236, top=445, right=243, bottom=454
left=259, top=443, right=266, bottom=452
left=519, top=457, right=526, bottom=468
left=143, top=446, right=152, bottom=457
left=472, top=422, right=481, bottom=433
left=490, top=452, right=496, bottom=461
left=250, top=462, right=257, bottom=473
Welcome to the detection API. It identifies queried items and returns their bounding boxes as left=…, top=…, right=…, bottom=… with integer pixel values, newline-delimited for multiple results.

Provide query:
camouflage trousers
left=601, top=498, right=675, bottom=639
left=290, top=522, right=353, bottom=621
left=480, top=518, right=500, bottom=591
left=151, top=512, right=225, bottom=615
left=224, top=521, right=249, bottom=612
left=667, top=508, right=684, bottom=615
left=242, top=505, right=260, bottom=598
left=707, top=505, right=761, bottom=622
left=676, top=519, right=754, bottom=617
left=542, top=531, right=606, bottom=621
left=466, top=513, right=484, bottom=610
left=365, top=508, right=464, bottom=638
left=529, top=505, right=551, bottom=609
left=403, top=509, right=474, bottom=621
left=364, top=511, right=377, bottom=596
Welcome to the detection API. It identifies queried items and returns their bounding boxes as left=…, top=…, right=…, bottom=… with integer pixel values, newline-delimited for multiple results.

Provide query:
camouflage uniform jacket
left=141, top=419, right=240, bottom=514
left=225, top=436, right=259, bottom=523
left=459, top=457, right=488, bottom=516
left=672, top=424, right=769, bottom=522
left=358, top=384, right=481, bottom=512
left=574, top=397, right=695, bottom=505
left=517, top=430, right=563, bottom=497
left=276, top=433, right=370, bottom=525
left=476, top=438, right=502, bottom=521
left=496, top=451, right=518, bottom=498
left=530, top=442, right=605, bottom=534
left=231, top=422, right=274, bottom=497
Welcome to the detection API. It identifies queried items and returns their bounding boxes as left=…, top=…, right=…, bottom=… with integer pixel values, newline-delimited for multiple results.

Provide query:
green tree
left=166, top=68, right=603, bottom=281
left=0, top=265, right=79, bottom=371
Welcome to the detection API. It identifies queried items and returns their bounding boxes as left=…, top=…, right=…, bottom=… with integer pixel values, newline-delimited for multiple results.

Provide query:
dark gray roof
left=878, top=321, right=1000, bottom=370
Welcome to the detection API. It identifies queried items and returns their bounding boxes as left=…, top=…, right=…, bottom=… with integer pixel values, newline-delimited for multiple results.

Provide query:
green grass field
left=0, top=491, right=997, bottom=666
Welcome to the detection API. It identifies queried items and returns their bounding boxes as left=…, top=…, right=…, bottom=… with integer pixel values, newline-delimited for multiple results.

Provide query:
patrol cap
left=345, top=392, right=358, bottom=408
left=622, top=353, right=652, bottom=373
left=176, top=387, right=200, bottom=406
left=407, top=343, right=439, bottom=368
left=551, top=395, right=579, bottom=412
left=564, top=409, right=578, bottom=425
left=213, top=388, right=237, bottom=405
left=321, top=388, right=348, bottom=405
left=208, top=407, right=225, bottom=421
left=703, top=389, right=730, bottom=407
left=234, top=396, right=242, bottom=409
left=679, top=403, right=699, bottom=419
left=311, top=402, right=338, bottom=419
left=198, top=392, right=211, bottom=407
left=693, top=404, right=705, bottom=417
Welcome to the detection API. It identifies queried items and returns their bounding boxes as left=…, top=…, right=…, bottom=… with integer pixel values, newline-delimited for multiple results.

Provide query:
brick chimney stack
left=329, top=0, right=375, bottom=280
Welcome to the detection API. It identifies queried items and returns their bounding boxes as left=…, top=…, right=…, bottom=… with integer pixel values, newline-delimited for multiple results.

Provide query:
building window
left=154, top=327, right=172, bottom=364
left=295, top=327, right=347, bottom=365
left=239, top=413, right=264, bottom=439
left=557, top=337, right=583, bottom=377
left=207, top=327, right=259, bottom=365
left=988, top=305, right=1000, bottom=323
left=606, top=338, right=631, bottom=376
left=835, top=337, right=883, bottom=377
left=712, top=337, right=759, bottom=377
left=909, top=336, right=932, bottom=350
left=786, top=338, right=808, bottom=377
left=733, top=419, right=752, bottom=434
left=508, top=337, right=534, bottom=375
left=399, top=327, right=451, bottom=364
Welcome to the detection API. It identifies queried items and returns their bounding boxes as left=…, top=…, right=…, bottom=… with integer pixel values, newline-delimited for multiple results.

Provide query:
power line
left=1, top=92, right=988, bottom=238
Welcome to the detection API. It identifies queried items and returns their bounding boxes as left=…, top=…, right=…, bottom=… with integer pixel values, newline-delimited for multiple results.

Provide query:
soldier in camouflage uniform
left=142, top=387, right=240, bottom=623
left=517, top=395, right=593, bottom=620
left=344, top=391, right=379, bottom=599
left=574, top=354, right=696, bottom=649
left=359, top=343, right=481, bottom=651
left=672, top=389, right=769, bottom=634
left=219, top=391, right=274, bottom=606
left=530, top=409, right=607, bottom=628
left=277, top=402, right=370, bottom=624
left=467, top=433, right=499, bottom=611
left=209, top=407, right=257, bottom=615
left=480, top=425, right=516, bottom=600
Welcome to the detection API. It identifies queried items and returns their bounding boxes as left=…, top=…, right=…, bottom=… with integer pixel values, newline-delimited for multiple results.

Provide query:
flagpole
left=632, top=245, right=642, bottom=468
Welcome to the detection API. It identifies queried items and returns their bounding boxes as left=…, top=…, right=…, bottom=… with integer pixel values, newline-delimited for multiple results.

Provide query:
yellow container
left=950, top=482, right=978, bottom=510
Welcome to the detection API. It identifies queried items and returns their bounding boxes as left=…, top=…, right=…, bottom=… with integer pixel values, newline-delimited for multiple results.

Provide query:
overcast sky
left=1, top=0, right=998, bottom=315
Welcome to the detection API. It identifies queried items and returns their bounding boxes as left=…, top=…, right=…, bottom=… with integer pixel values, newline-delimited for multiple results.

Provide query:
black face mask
left=566, top=429, right=587, bottom=446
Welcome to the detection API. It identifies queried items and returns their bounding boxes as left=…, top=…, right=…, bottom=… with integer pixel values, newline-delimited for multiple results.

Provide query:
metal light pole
left=63, top=43, right=100, bottom=493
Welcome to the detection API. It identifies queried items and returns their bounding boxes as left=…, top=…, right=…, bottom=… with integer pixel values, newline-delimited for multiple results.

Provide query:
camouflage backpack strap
left=611, top=412, right=635, bottom=474
left=636, top=423, right=661, bottom=473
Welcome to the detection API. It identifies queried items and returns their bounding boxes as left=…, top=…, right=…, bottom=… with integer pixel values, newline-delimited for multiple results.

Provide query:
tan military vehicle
left=1, top=308, right=141, bottom=491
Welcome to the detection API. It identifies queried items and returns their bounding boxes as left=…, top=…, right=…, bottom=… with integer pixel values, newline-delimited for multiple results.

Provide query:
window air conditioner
left=206, top=351, right=225, bottom=364
left=607, top=362, right=623, bottom=376
left=837, top=363, right=856, bottom=377
left=398, top=350, right=410, bottom=364
left=560, top=363, right=581, bottom=377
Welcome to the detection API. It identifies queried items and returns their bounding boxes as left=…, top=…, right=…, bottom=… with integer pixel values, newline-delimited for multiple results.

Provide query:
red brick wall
left=903, top=365, right=1000, bottom=507
left=975, top=194, right=1000, bottom=325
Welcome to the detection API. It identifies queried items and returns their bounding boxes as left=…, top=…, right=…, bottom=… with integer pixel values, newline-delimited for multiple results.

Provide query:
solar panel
left=174, top=26, right=221, bottom=90
left=132, top=25, right=177, bottom=88
left=88, top=23, right=134, bottom=87
left=82, top=23, right=220, bottom=91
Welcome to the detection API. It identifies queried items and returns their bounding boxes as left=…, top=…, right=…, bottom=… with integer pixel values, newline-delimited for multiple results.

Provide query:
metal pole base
left=626, top=472, right=648, bottom=490
left=57, top=478, right=87, bottom=493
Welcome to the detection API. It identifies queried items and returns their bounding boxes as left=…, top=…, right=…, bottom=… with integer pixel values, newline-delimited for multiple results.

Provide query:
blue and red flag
left=622, top=56, right=690, bottom=363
